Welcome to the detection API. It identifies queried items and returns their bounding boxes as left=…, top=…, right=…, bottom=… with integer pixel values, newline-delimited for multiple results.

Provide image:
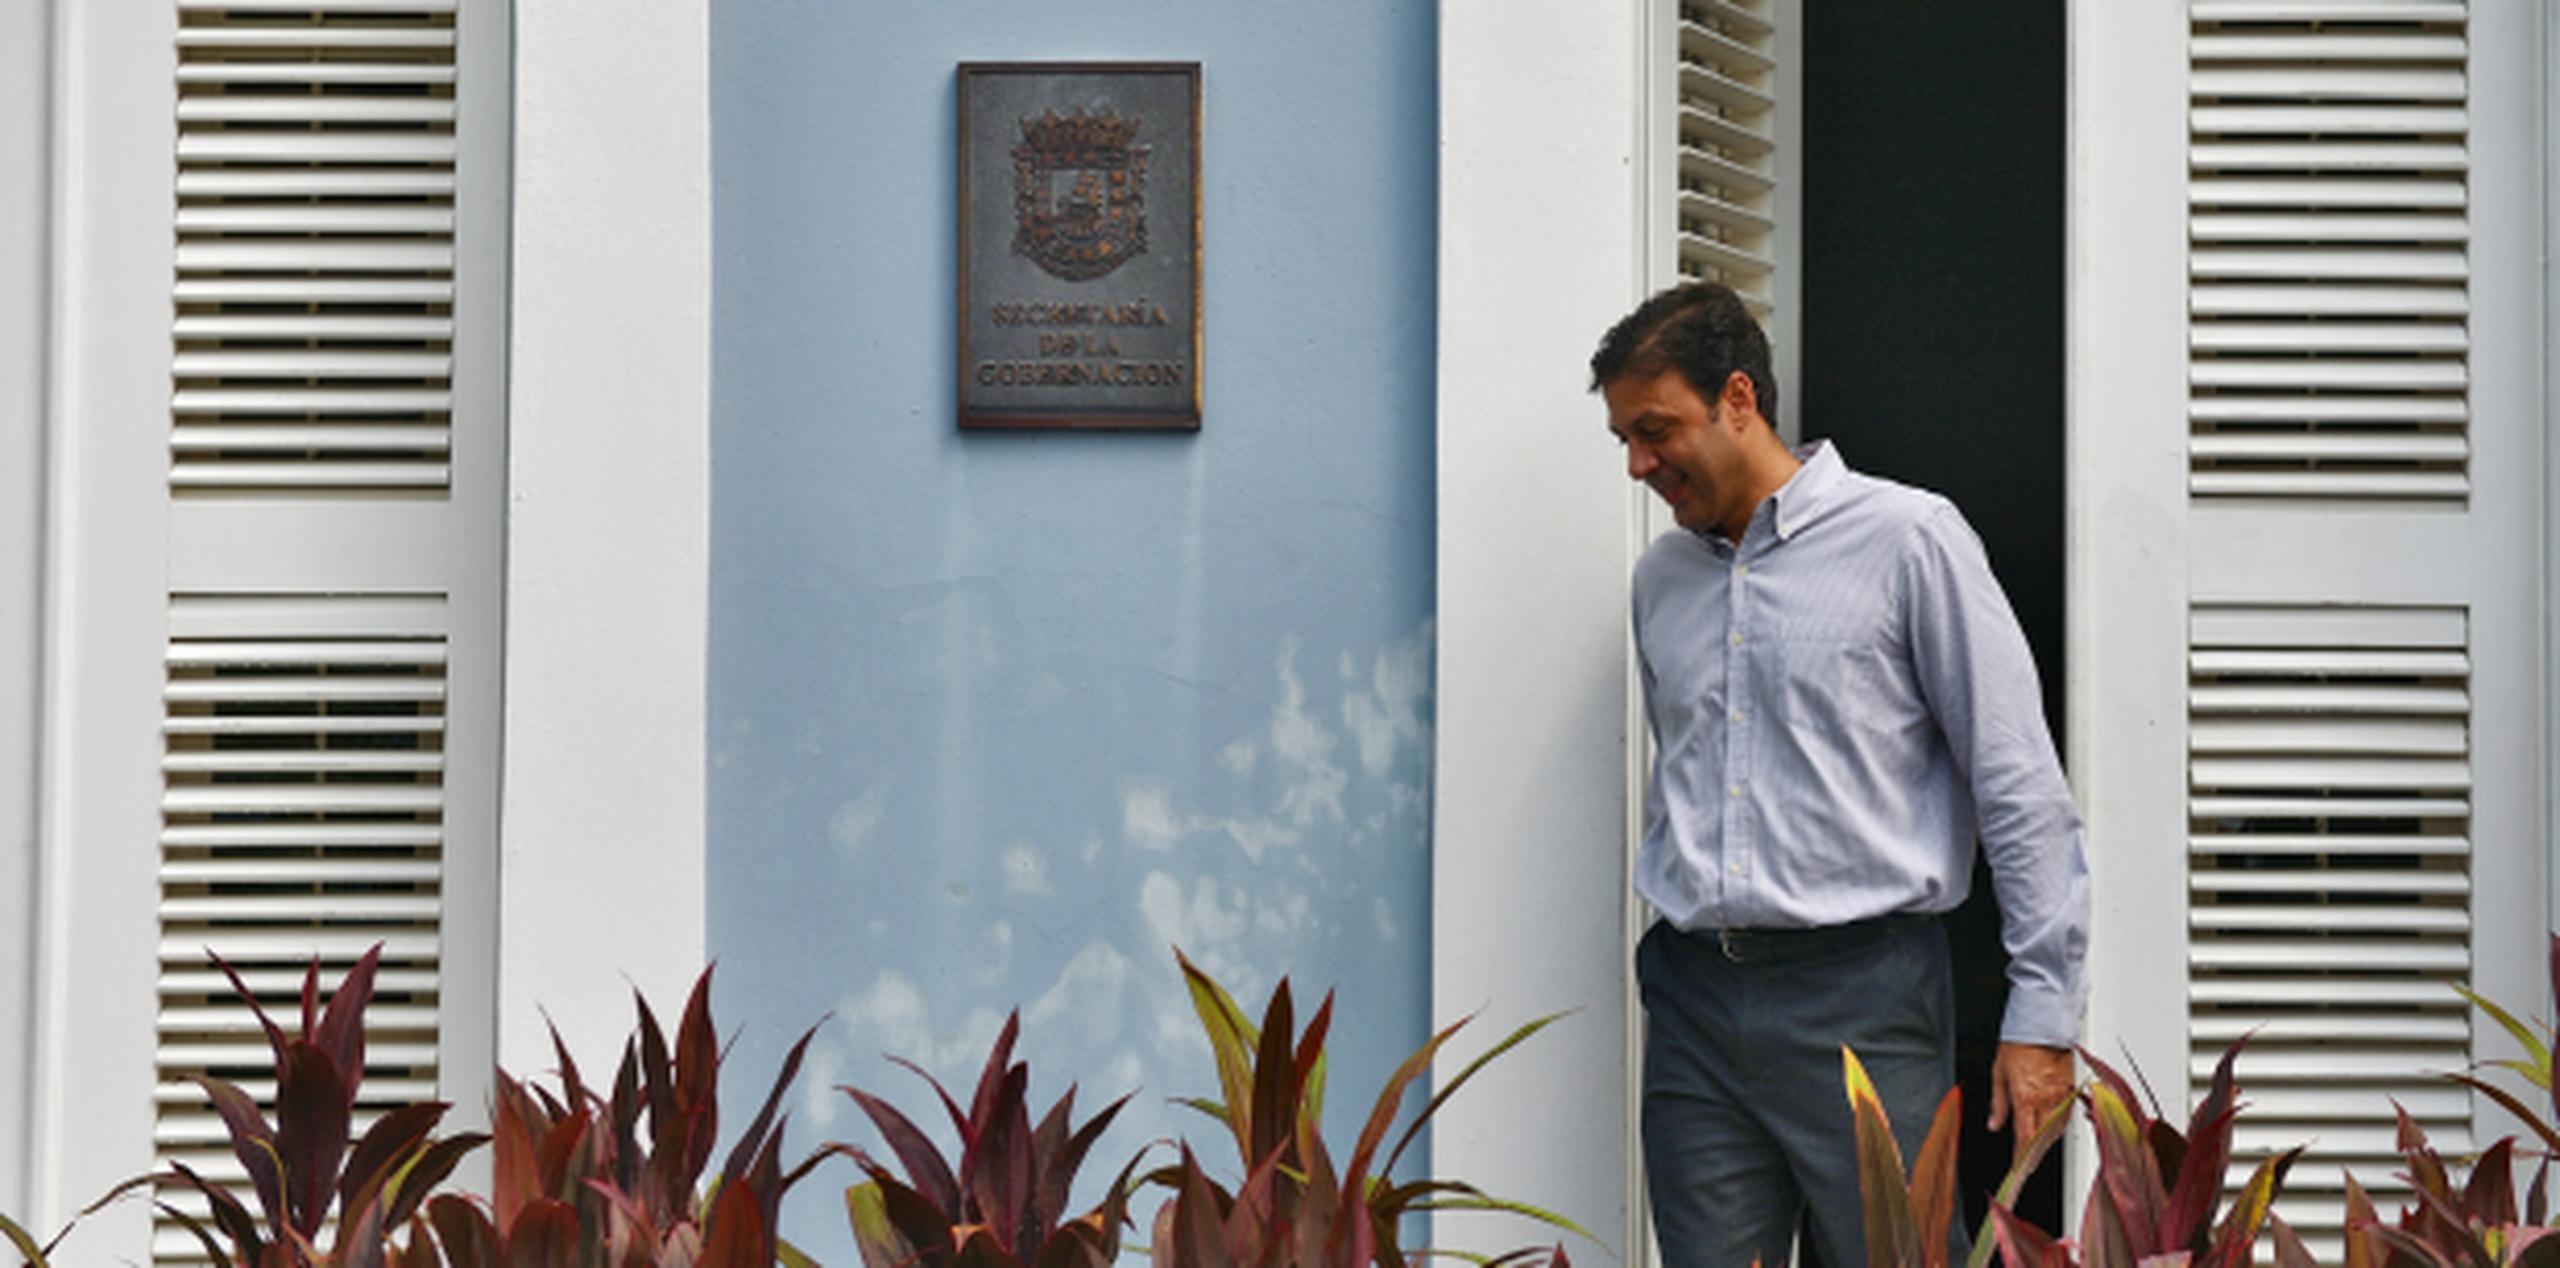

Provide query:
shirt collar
left=1767, top=439, right=1844, bottom=542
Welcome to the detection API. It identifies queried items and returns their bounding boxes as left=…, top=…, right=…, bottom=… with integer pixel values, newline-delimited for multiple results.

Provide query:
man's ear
left=1719, top=370, right=1759, bottom=427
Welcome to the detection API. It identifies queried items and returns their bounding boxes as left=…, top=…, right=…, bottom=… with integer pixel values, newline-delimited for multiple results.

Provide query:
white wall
left=499, top=0, right=712, bottom=1070
left=1436, top=0, right=1649, bottom=1256
left=0, top=0, right=47, bottom=1220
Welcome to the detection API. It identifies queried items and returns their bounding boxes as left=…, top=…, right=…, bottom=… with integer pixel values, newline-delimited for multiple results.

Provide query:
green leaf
left=1965, top=1094, right=2071, bottom=1268
left=1382, top=1012, right=1568, bottom=1181
left=1175, top=949, right=1259, bottom=1155
left=2455, top=984, right=2552, bottom=1091
left=0, top=1210, right=52, bottom=1268
left=1399, top=1195, right=1594, bottom=1243
left=1342, top=1012, right=1472, bottom=1195
left=2202, top=1147, right=2297, bottom=1268
left=847, top=1181, right=925, bottom=1268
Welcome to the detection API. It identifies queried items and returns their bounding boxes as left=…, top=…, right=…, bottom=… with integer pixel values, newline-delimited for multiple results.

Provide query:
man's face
left=1604, top=368, right=1746, bottom=536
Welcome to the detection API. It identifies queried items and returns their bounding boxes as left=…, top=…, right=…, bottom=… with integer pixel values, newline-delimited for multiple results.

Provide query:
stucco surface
left=709, top=1, right=1438, bottom=1254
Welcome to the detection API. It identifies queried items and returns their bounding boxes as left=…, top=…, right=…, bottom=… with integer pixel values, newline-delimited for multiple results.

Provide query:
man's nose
left=1625, top=441, right=1658, bottom=481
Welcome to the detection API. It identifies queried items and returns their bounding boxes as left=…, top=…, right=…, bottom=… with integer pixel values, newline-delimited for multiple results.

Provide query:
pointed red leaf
left=1910, top=1087, right=1964, bottom=1268
left=276, top=1040, right=355, bottom=1237
left=340, top=1101, right=448, bottom=1225
left=2264, top=1214, right=2316, bottom=1268
left=532, top=1105, right=593, bottom=1196
left=699, top=1174, right=771, bottom=1268
left=2160, top=1104, right=2239, bottom=1254
left=966, top=1013, right=1025, bottom=1153
left=490, top=1073, right=547, bottom=1227
left=210, top=949, right=294, bottom=1071
left=2341, top=1175, right=2381, bottom=1268
left=501, top=1198, right=581, bottom=1268
left=428, top=1194, right=501, bottom=1268
left=314, top=943, right=385, bottom=1095
left=2462, top=1137, right=2517, bottom=1228
left=169, top=1158, right=272, bottom=1261
left=671, top=968, right=722, bottom=1180
left=391, top=1131, right=491, bottom=1230
left=1247, top=981, right=1297, bottom=1169
left=337, top=1180, right=390, bottom=1268
left=845, top=1084, right=964, bottom=1215
left=1990, top=1202, right=2068, bottom=1268
left=1036, top=1092, right=1131, bottom=1245
left=720, top=1022, right=819, bottom=1188
left=193, top=1074, right=287, bottom=1238
left=893, top=1052, right=980, bottom=1150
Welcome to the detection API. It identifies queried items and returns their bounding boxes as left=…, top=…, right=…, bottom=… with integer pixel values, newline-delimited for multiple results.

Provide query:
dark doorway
left=1799, top=0, right=2070, bottom=1244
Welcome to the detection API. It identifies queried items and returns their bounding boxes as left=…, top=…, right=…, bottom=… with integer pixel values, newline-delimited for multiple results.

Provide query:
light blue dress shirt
left=1631, top=441, right=2090, bottom=1046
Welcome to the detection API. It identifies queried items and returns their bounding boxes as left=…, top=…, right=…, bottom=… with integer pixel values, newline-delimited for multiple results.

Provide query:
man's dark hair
left=1587, top=281, right=1779, bottom=428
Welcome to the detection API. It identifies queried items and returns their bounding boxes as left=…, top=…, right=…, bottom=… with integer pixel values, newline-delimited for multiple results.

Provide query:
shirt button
left=1727, top=783, right=1743, bottom=798
left=1736, top=563, right=1750, bottom=576
left=1730, top=632, right=1744, bottom=647
left=1729, top=859, right=1747, bottom=875
left=1730, top=708, right=1745, bottom=723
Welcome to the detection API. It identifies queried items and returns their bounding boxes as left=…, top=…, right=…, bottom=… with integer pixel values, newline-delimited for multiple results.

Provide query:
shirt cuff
left=1998, top=981, right=2083, bottom=1049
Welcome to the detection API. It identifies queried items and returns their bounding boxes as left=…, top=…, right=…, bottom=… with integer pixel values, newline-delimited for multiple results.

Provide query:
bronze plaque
left=958, top=62, right=1202, bottom=431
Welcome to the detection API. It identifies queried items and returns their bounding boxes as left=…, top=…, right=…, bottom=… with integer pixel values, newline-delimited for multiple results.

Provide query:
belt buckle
left=1718, top=927, right=1743, bottom=962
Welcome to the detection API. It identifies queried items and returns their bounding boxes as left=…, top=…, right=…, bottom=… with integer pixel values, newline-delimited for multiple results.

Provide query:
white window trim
left=499, top=0, right=711, bottom=1071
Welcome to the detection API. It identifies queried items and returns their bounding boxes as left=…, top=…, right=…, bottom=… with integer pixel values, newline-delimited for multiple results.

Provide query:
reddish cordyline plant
left=827, top=1010, right=1140, bottom=1268
left=421, top=967, right=824, bottom=1268
left=1976, top=1041, right=2295, bottom=1268
left=1147, top=949, right=1582, bottom=1268
left=1843, top=1045, right=2067, bottom=1268
left=1852, top=1036, right=2291, bottom=1268
left=115, top=943, right=488, bottom=1267
left=2335, top=1109, right=2560, bottom=1268
left=2090, top=1043, right=2293, bottom=1268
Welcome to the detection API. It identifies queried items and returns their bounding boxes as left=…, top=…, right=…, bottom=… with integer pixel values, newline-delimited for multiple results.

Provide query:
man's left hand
left=1986, top=1042, right=2074, bottom=1166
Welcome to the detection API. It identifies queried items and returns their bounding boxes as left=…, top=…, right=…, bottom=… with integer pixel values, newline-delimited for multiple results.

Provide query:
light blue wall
left=708, top=1, right=1437, bottom=1254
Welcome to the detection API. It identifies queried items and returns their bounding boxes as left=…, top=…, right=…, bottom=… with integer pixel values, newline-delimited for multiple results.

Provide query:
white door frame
left=1434, top=0, right=1649, bottom=1257
left=0, top=0, right=51, bottom=1221
left=496, top=0, right=712, bottom=1073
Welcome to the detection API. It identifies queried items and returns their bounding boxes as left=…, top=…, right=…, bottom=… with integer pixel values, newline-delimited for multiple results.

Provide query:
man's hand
left=1986, top=1042, right=2074, bottom=1166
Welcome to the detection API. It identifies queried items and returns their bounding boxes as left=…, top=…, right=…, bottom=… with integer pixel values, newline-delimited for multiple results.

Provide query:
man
left=1592, top=281, right=2088, bottom=1268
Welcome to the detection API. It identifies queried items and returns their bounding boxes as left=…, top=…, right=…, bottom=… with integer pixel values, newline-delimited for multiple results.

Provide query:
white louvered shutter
left=2186, top=603, right=2474, bottom=1241
left=149, top=0, right=505, bottom=1260
left=2188, top=4, right=2470, bottom=501
left=1671, top=0, right=1783, bottom=318
left=2170, top=1, right=2542, bottom=1258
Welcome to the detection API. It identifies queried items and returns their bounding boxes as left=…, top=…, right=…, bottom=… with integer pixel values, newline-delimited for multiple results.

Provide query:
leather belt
left=1685, top=912, right=1933, bottom=965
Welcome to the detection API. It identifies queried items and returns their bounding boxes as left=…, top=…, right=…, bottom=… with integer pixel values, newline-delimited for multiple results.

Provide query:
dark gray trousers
left=1637, top=914, right=1961, bottom=1268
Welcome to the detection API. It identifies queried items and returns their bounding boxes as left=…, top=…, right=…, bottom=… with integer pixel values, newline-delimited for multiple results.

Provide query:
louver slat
left=2187, top=7, right=2471, bottom=502
left=173, top=4, right=460, bottom=495
left=1672, top=1, right=1780, bottom=315
left=2188, top=601, right=2472, bottom=1248
left=157, top=608, right=449, bottom=1266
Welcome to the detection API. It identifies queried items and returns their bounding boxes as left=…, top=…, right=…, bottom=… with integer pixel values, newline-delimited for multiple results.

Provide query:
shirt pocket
left=1774, top=635, right=1888, bottom=735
